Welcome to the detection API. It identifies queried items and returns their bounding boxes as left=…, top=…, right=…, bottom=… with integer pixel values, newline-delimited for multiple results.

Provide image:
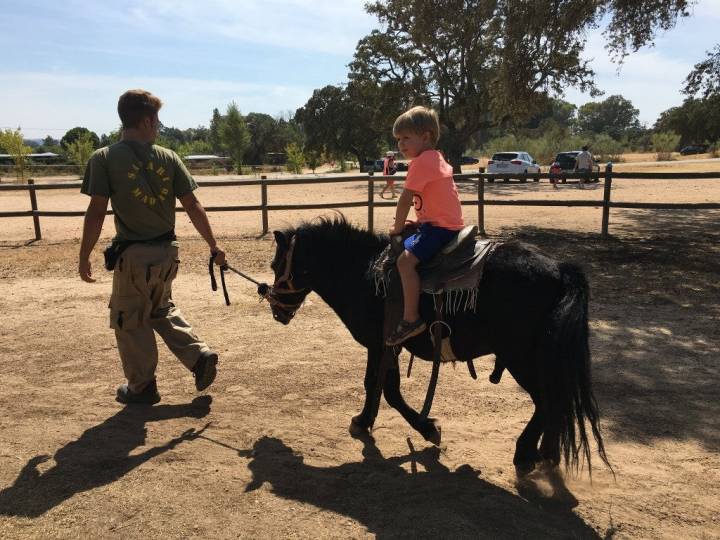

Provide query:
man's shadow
left=0, top=396, right=212, bottom=518
left=237, top=433, right=601, bottom=539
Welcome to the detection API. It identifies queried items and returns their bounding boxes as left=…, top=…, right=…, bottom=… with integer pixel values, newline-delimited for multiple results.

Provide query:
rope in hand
left=208, top=251, right=270, bottom=306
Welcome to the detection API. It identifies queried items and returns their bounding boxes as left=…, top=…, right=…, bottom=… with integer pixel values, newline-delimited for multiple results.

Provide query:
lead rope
left=208, top=254, right=231, bottom=306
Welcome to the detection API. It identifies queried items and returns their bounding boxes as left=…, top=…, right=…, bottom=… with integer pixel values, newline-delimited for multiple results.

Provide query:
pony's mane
left=283, top=215, right=388, bottom=254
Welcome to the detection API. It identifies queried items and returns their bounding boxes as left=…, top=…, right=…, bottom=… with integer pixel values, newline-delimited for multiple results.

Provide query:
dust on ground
left=0, top=161, right=719, bottom=539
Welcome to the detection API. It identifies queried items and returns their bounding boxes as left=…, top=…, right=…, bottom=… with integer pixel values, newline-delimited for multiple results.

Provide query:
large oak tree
left=347, top=0, right=693, bottom=171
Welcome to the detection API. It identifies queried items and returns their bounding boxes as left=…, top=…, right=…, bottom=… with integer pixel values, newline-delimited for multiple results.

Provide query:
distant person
left=380, top=151, right=397, bottom=199
left=575, top=145, right=593, bottom=189
left=78, top=89, right=226, bottom=405
left=386, top=106, right=464, bottom=346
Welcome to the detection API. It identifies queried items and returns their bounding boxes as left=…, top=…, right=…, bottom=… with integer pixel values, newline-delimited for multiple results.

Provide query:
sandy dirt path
left=0, top=167, right=719, bottom=538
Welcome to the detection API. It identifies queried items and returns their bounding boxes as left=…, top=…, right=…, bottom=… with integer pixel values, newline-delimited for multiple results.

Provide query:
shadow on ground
left=235, top=434, right=600, bottom=539
left=0, top=396, right=212, bottom=518
left=506, top=209, right=720, bottom=451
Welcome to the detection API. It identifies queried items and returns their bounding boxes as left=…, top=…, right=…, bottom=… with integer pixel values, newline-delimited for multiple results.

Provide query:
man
left=79, top=89, right=226, bottom=405
left=574, top=145, right=593, bottom=189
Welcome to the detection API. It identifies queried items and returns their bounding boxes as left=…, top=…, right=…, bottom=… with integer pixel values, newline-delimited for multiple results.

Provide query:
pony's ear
left=273, top=230, right=287, bottom=247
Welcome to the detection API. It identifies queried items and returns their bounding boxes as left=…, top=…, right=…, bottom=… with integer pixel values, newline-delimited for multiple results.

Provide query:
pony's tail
left=543, top=263, right=611, bottom=476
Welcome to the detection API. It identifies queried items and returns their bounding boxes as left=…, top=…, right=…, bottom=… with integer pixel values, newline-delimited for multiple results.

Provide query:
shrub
left=285, top=142, right=305, bottom=174
left=652, top=131, right=681, bottom=161
left=66, top=132, right=96, bottom=176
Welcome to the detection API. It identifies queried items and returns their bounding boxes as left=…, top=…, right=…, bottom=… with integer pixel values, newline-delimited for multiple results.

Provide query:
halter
left=209, top=234, right=308, bottom=318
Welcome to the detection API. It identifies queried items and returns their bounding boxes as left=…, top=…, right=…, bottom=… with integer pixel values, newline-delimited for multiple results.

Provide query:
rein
left=208, top=235, right=308, bottom=316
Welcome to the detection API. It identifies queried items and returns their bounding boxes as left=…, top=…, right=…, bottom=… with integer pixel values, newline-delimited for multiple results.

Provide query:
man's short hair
left=117, top=89, right=163, bottom=129
left=393, top=106, right=440, bottom=145
left=582, top=145, right=590, bottom=151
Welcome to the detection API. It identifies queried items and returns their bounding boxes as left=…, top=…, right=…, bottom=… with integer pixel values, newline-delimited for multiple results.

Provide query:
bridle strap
left=209, top=255, right=231, bottom=306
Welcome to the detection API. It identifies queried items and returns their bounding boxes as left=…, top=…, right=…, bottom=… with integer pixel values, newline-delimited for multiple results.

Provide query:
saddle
left=372, top=224, right=499, bottom=313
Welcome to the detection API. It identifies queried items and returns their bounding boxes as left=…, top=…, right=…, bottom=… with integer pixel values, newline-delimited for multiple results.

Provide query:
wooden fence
left=1, top=165, right=719, bottom=241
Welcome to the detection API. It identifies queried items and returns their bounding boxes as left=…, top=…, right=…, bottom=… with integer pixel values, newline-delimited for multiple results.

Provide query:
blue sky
left=1, top=0, right=718, bottom=140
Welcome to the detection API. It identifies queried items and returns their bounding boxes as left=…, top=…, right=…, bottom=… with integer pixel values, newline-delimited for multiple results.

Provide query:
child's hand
left=389, top=225, right=404, bottom=236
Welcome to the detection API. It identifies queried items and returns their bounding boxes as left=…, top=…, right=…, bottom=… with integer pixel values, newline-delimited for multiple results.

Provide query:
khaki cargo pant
left=109, top=242, right=210, bottom=392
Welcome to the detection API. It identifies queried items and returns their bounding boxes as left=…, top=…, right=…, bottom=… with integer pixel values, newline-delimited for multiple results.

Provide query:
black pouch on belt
left=103, top=229, right=176, bottom=271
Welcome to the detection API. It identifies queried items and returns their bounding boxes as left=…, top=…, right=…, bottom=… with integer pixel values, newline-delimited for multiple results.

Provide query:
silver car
left=487, top=151, right=541, bottom=182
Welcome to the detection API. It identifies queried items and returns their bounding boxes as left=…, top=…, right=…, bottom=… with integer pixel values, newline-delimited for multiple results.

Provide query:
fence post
left=477, top=167, right=486, bottom=236
left=367, top=177, right=375, bottom=233
left=601, top=163, right=613, bottom=236
left=28, top=178, right=42, bottom=241
left=260, top=175, right=269, bottom=235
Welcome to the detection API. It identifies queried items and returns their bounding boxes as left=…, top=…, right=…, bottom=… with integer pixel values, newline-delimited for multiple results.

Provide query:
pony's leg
left=382, top=364, right=442, bottom=445
left=505, top=360, right=544, bottom=475
left=350, top=347, right=382, bottom=434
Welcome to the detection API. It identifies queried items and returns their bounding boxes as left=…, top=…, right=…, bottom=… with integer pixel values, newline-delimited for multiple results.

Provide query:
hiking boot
left=116, top=379, right=161, bottom=405
left=385, top=319, right=427, bottom=346
left=193, top=350, right=218, bottom=391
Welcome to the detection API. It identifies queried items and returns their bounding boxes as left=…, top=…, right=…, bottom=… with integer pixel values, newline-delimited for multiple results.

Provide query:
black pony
left=268, top=217, right=609, bottom=476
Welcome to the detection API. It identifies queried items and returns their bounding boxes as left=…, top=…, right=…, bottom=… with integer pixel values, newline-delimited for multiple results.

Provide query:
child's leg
left=396, top=250, right=421, bottom=322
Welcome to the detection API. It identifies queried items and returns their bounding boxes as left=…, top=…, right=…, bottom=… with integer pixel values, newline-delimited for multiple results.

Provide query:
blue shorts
left=404, top=223, right=459, bottom=262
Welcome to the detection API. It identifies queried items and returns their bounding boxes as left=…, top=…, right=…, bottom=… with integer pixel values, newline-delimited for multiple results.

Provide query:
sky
left=1, top=0, right=719, bottom=140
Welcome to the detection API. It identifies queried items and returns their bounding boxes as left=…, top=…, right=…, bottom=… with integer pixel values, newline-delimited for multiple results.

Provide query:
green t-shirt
left=81, top=141, right=197, bottom=241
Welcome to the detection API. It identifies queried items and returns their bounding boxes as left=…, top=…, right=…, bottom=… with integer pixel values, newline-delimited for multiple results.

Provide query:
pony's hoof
left=349, top=415, right=371, bottom=436
left=421, top=419, right=442, bottom=446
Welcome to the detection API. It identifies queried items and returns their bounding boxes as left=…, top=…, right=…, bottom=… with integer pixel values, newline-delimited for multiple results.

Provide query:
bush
left=591, top=133, right=624, bottom=163
left=285, top=142, right=305, bottom=174
left=652, top=131, right=681, bottom=161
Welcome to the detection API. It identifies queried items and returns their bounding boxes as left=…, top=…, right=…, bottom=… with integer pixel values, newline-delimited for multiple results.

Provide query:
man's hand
left=211, top=246, right=226, bottom=267
left=79, top=257, right=96, bottom=283
left=389, top=226, right=404, bottom=237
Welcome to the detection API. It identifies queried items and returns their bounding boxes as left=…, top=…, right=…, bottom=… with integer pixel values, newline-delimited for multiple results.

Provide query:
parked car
left=549, top=151, right=600, bottom=183
left=461, top=155, right=480, bottom=165
left=486, top=151, right=540, bottom=182
left=679, top=144, right=708, bottom=156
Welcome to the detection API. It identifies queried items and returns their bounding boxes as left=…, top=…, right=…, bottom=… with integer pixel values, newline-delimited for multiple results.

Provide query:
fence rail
left=2, top=165, right=719, bottom=241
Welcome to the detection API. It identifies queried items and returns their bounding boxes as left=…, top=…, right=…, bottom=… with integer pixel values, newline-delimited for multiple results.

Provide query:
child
left=380, top=151, right=397, bottom=199
left=385, top=106, right=465, bottom=346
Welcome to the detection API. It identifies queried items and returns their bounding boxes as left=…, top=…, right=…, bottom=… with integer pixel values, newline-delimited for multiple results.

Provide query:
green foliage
left=65, top=132, right=96, bottom=175
left=99, top=129, right=121, bottom=148
left=683, top=44, right=720, bottom=98
left=590, top=133, right=625, bottom=162
left=305, top=150, right=322, bottom=173
left=0, top=128, right=33, bottom=183
left=576, top=95, right=641, bottom=140
left=60, top=127, right=99, bottom=150
left=219, top=102, right=251, bottom=174
left=654, top=94, right=720, bottom=147
left=652, top=131, right=681, bottom=161
left=295, top=84, right=382, bottom=166
left=176, top=140, right=213, bottom=158
left=209, top=108, right=223, bottom=153
left=285, top=143, right=305, bottom=174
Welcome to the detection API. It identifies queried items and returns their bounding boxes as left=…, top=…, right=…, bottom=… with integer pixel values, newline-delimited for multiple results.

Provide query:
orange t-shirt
left=404, top=150, right=464, bottom=230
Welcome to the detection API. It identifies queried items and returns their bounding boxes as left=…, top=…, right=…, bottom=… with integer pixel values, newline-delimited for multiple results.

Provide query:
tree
left=683, top=44, right=720, bottom=98
left=285, top=142, right=305, bottom=174
left=219, top=102, right=250, bottom=174
left=0, top=128, right=33, bottom=183
left=60, top=127, right=99, bottom=150
left=349, top=0, right=693, bottom=172
left=295, top=84, right=383, bottom=166
left=244, top=112, right=281, bottom=164
left=99, top=129, right=121, bottom=148
left=65, top=132, right=96, bottom=176
left=209, top=108, right=224, bottom=153
left=654, top=95, right=720, bottom=146
left=652, top=131, right=681, bottom=161
left=576, top=95, right=641, bottom=140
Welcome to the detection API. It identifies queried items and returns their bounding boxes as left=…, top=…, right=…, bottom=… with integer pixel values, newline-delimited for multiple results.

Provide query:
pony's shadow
left=0, top=396, right=212, bottom=518
left=236, top=433, right=598, bottom=539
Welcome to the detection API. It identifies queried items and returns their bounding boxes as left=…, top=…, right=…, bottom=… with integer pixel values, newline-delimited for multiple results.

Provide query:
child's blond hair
left=392, top=106, right=440, bottom=146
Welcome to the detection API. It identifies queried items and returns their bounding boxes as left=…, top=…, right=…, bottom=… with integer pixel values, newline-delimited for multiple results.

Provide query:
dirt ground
left=0, top=161, right=719, bottom=539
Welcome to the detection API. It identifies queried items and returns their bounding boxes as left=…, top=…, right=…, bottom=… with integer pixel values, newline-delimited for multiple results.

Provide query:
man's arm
left=389, top=188, right=415, bottom=235
left=179, top=191, right=226, bottom=266
left=79, top=195, right=109, bottom=282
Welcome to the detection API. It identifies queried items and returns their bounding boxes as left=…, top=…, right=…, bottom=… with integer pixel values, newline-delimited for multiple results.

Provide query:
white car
left=487, top=151, right=541, bottom=182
